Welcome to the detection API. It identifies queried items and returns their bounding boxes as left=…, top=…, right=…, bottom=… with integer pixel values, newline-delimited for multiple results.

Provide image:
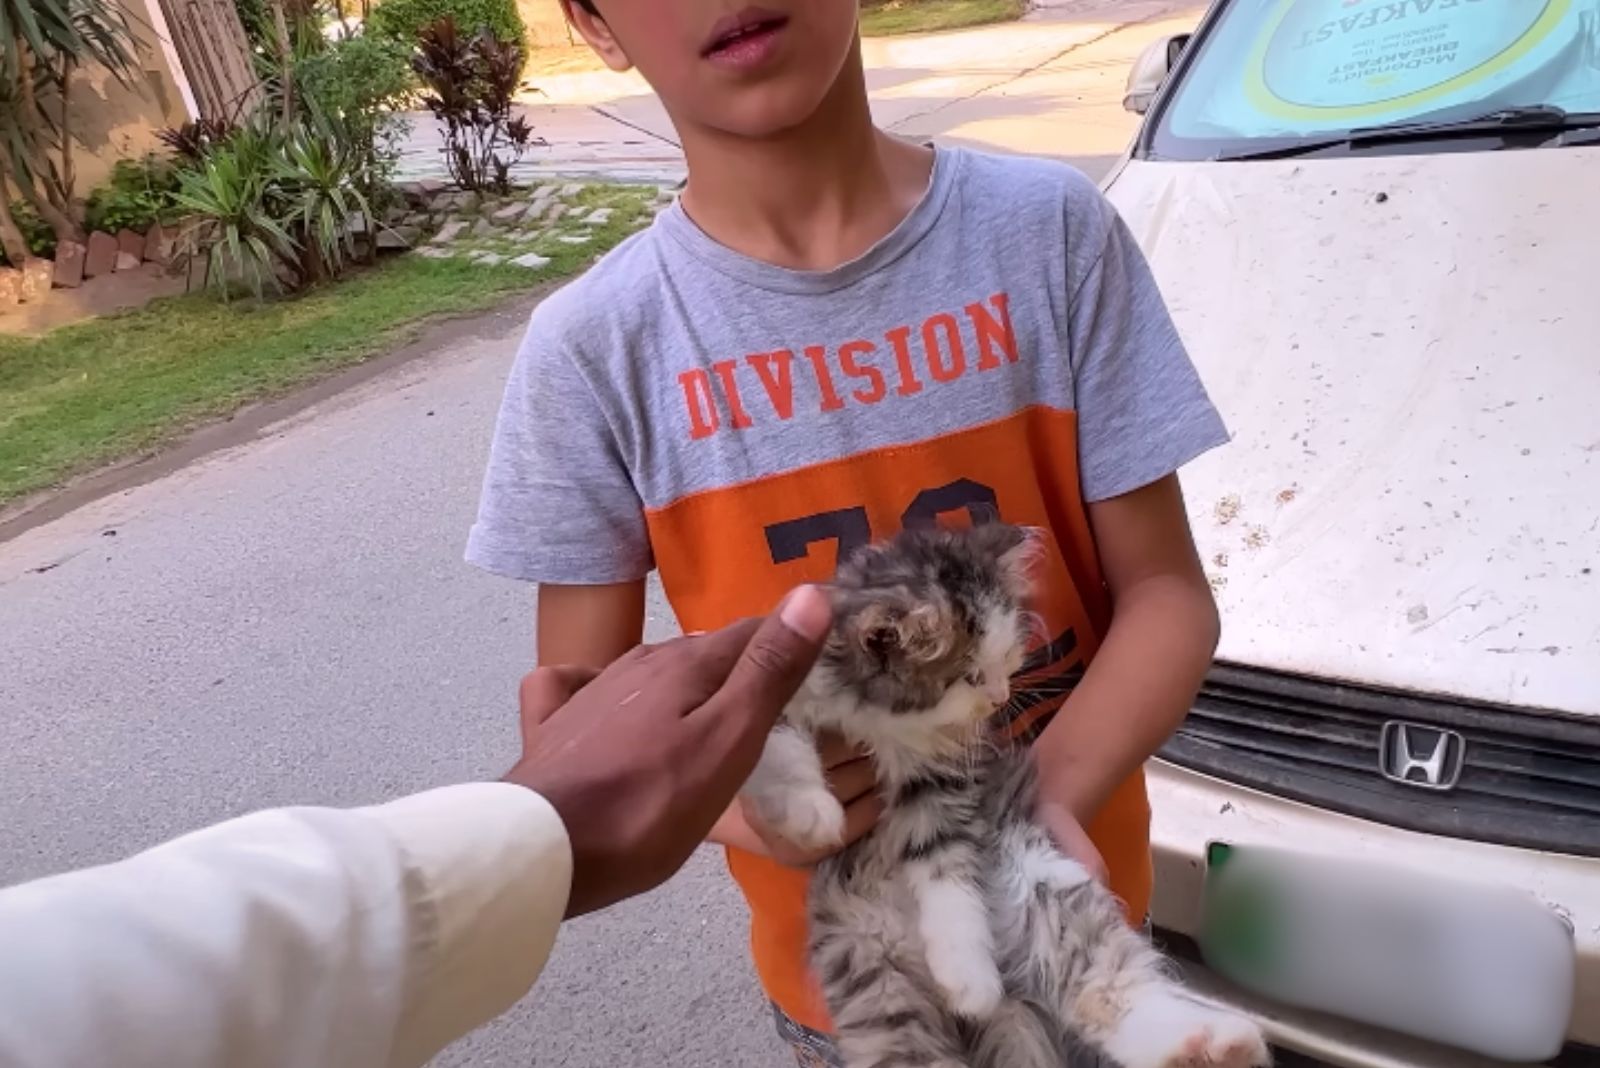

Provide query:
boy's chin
left=688, top=83, right=843, bottom=140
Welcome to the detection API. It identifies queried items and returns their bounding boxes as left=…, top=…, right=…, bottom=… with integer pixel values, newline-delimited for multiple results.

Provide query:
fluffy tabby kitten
left=742, top=523, right=1271, bottom=1068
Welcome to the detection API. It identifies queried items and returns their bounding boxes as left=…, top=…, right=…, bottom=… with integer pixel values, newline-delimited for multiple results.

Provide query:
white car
left=1104, top=0, right=1600, bottom=1064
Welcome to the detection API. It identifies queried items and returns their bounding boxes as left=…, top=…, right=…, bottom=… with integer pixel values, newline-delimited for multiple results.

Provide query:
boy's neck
left=676, top=43, right=934, bottom=272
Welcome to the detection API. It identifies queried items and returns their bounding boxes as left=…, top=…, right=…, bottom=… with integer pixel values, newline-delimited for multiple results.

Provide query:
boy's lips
left=701, top=7, right=790, bottom=70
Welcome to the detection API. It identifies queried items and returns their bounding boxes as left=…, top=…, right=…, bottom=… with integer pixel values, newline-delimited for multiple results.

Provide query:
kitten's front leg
left=741, top=724, right=846, bottom=850
left=910, top=862, right=1005, bottom=1020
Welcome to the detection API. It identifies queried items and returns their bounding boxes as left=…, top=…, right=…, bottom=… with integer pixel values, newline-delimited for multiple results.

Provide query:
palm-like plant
left=171, top=127, right=298, bottom=299
left=0, top=0, right=138, bottom=264
left=275, top=117, right=371, bottom=280
left=172, top=107, right=379, bottom=299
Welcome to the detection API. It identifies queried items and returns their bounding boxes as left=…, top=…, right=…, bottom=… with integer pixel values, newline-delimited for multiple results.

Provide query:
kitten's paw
left=755, top=788, right=846, bottom=850
left=1104, top=989, right=1270, bottom=1068
left=933, top=964, right=1005, bottom=1020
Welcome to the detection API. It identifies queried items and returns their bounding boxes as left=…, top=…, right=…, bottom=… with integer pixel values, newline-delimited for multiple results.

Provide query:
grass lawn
left=859, top=0, right=1027, bottom=36
left=0, top=185, right=654, bottom=508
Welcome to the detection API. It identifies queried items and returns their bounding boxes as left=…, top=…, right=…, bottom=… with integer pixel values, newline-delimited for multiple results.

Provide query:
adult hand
left=737, top=733, right=882, bottom=867
left=505, top=587, right=832, bottom=917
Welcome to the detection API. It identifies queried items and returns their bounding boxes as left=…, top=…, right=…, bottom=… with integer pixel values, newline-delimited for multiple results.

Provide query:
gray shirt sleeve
left=1067, top=196, right=1229, bottom=503
left=465, top=319, right=652, bottom=585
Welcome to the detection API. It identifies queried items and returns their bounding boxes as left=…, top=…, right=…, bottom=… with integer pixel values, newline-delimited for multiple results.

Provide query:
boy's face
left=566, top=2, right=863, bottom=138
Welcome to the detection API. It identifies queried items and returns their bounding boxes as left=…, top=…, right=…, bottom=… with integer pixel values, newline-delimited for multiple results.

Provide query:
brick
left=143, top=223, right=176, bottom=265
left=19, top=257, right=53, bottom=301
left=0, top=267, right=19, bottom=310
left=85, top=231, right=118, bottom=277
left=117, top=228, right=144, bottom=263
left=53, top=241, right=87, bottom=288
left=114, top=251, right=141, bottom=272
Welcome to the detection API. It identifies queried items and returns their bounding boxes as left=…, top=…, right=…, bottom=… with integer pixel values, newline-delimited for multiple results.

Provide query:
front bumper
left=1147, top=760, right=1600, bottom=1065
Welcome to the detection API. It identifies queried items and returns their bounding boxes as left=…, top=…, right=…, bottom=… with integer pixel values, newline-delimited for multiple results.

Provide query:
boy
left=467, top=1, right=1226, bottom=1062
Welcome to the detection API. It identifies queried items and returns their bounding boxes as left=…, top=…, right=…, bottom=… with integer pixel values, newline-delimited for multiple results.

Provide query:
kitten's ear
left=970, top=522, right=1045, bottom=601
left=839, top=592, right=954, bottom=666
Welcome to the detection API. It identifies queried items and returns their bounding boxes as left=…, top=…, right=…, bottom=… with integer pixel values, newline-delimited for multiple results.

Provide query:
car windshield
left=1148, top=0, right=1600, bottom=160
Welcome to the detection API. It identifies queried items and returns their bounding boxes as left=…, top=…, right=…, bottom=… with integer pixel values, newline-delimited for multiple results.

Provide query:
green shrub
left=0, top=201, right=55, bottom=265
left=367, top=0, right=525, bottom=55
left=232, top=0, right=272, bottom=50
left=296, top=32, right=417, bottom=196
left=85, top=156, right=184, bottom=235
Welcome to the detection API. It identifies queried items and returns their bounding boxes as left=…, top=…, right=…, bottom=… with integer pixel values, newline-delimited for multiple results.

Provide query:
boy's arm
left=1032, top=175, right=1231, bottom=865
left=537, top=582, right=647, bottom=669
left=467, top=307, right=655, bottom=665
left=1031, top=474, right=1218, bottom=841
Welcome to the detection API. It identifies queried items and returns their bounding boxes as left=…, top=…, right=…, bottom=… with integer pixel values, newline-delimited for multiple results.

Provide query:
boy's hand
left=1034, top=791, right=1110, bottom=885
left=734, top=734, right=882, bottom=867
left=506, top=587, right=833, bottom=917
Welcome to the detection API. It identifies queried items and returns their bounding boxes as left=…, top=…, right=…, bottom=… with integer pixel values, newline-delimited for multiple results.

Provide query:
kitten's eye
left=964, top=670, right=983, bottom=687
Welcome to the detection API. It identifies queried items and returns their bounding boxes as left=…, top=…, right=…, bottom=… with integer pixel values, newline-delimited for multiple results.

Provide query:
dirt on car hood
left=1106, top=146, right=1600, bottom=715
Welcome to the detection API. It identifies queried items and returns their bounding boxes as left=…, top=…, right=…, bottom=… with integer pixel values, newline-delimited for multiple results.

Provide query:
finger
left=825, top=757, right=877, bottom=805
left=691, top=587, right=831, bottom=740
left=837, top=791, right=884, bottom=848
left=641, top=617, right=763, bottom=685
left=817, top=732, right=865, bottom=768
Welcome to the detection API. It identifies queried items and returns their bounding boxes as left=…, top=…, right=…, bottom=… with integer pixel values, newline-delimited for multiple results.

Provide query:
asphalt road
left=0, top=300, right=785, bottom=1067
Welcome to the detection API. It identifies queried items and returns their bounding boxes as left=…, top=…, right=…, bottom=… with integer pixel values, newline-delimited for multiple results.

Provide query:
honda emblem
left=1379, top=721, right=1467, bottom=791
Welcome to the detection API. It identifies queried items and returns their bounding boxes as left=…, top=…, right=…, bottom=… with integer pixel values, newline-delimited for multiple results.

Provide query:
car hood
left=1106, top=148, right=1600, bottom=716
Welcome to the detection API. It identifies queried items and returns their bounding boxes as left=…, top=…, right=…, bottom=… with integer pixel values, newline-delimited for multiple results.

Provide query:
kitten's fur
left=742, top=524, right=1271, bottom=1068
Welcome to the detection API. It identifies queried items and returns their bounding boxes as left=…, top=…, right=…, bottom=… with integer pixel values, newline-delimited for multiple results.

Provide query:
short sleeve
left=1067, top=199, right=1229, bottom=503
left=465, top=321, right=652, bottom=584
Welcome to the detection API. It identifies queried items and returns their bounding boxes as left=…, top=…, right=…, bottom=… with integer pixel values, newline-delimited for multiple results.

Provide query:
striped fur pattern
left=741, top=525, right=1270, bottom=1068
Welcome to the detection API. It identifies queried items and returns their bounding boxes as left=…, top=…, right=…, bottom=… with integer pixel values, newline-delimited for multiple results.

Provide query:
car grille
left=1160, top=664, right=1600, bottom=857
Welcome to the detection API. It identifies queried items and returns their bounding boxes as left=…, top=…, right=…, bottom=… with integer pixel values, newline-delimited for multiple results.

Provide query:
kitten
left=741, top=523, right=1271, bottom=1068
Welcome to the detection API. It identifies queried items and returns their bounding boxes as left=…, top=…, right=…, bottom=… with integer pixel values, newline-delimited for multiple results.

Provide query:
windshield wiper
left=1348, top=104, right=1600, bottom=140
left=1217, top=105, right=1600, bottom=161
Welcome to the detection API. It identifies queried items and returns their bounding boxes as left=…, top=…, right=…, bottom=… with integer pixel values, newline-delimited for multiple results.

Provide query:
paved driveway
left=397, top=0, right=1204, bottom=185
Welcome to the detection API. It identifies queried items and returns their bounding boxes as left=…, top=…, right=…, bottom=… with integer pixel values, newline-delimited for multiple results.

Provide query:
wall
left=519, top=0, right=576, bottom=48
left=68, top=0, right=194, bottom=196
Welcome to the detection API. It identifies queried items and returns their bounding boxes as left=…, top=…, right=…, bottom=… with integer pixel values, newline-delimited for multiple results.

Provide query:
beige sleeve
left=0, top=782, right=572, bottom=1068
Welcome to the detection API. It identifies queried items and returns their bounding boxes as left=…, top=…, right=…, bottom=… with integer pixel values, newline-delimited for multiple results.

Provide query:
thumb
left=690, top=585, right=832, bottom=740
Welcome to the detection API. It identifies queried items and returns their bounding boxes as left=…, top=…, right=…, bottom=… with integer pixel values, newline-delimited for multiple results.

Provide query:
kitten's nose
left=983, top=680, right=1011, bottom=708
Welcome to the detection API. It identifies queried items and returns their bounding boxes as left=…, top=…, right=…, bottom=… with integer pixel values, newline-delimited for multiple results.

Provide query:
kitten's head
left=818, top=523, right=1041, bottom=736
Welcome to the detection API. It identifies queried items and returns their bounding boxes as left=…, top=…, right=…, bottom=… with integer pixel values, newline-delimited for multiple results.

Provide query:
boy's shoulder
left=523, top=217, right=670, bottom=353
left=948, top=148, right=1124, bottom=276
left=956, top=146, right=1103, bottom=198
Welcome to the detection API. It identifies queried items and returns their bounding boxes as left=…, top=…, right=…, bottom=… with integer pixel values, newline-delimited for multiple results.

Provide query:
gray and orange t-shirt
left=467, top=147, right=1228, bottom=1032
